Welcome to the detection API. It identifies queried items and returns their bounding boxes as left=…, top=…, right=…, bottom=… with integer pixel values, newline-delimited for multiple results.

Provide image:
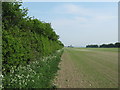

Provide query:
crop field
left=55, top=47, right=118, bottom=88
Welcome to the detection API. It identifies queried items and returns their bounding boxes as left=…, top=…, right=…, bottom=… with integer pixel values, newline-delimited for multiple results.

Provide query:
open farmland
left=54, top=48, right=118, bottom=88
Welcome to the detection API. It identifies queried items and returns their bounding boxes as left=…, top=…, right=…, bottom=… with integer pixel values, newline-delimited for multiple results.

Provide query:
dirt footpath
left=54, top=50, right=86, bottom=88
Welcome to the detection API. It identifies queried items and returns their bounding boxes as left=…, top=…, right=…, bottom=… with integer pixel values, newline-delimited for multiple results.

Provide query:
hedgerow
left=2, top=1, right=64, bottom=88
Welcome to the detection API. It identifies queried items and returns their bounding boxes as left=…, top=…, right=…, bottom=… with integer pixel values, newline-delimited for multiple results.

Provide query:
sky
left=22, top=2, right=118, bottom=47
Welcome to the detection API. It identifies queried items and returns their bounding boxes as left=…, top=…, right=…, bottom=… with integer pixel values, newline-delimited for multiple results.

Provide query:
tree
left=86, top=45, right=98, bottom=48
left=2, top=2, right=28, bottom=29
left=115, top=42, right=120, bottom=47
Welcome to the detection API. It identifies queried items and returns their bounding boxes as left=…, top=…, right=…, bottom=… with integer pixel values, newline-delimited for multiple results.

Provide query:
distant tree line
left=86, top=42, right=120, bottom=48
left=86, top=45, right=98, bottom=48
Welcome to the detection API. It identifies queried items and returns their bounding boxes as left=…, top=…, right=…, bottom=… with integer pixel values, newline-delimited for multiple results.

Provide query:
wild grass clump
left=2, top=49, right=63, bottom=88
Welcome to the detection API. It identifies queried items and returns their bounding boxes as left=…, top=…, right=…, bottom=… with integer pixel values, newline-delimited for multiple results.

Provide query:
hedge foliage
left=2, top=1, right=64, bottom=79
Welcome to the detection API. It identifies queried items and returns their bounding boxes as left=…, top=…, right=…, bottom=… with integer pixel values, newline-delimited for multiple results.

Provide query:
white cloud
left=53, top=3, right=117, bottom=23
left=53, top=4, right=92, bottom=16
left=63, top=4, right=82, bottom=14
left=74, top=17, right=88, bottom=22
left=51, top=3, right=118, bottom=46
left=94, top=15, right=117, bottom=22
left=53, top=3, right=117, bottom=21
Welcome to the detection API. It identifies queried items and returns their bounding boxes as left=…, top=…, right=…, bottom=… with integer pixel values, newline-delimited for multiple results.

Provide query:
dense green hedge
left=2, top=1, right=64, bottom=80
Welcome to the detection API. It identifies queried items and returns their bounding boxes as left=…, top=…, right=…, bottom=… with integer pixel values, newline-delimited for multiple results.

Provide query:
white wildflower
left=19, top=82, right=21, bottom=86
left=10, top=69, right=14, bottom=73
left=26, top=74, right=30, bottom=78
left=17, top=75, right=22, bottom=79
left=0, top=74, right=3, bottom=78
left=0, top=85, right=3, bottom=88
left=22, top=80, right=25, bottom=84
left=25, top=82, right=27, bottom=85
left=32, top=80, right=34, bottom=82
